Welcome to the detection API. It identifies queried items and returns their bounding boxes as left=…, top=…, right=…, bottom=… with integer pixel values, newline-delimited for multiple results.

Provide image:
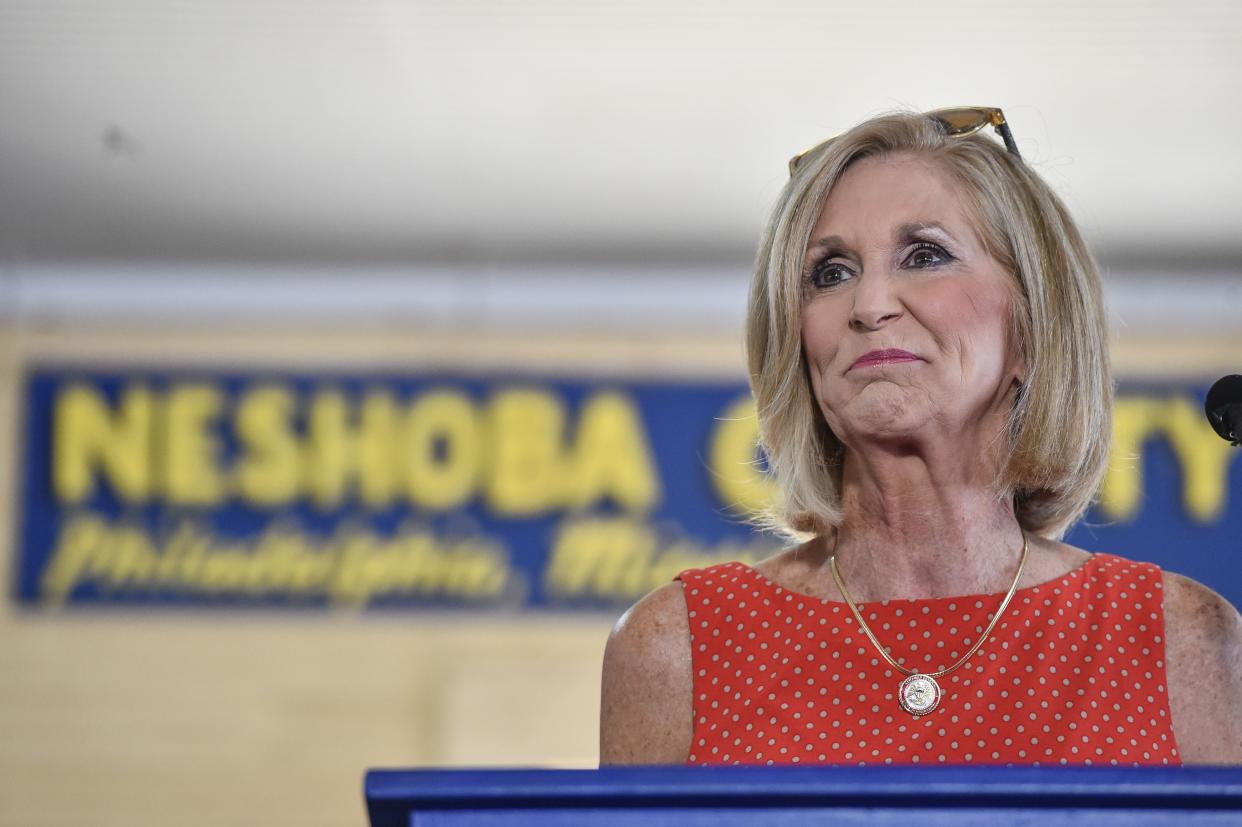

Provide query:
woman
left=600, top=107, right=1242, bottom=767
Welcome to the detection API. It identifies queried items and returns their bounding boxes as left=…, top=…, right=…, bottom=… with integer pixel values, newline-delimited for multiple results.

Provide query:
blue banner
left=12, top=368, right=1242, bottom=611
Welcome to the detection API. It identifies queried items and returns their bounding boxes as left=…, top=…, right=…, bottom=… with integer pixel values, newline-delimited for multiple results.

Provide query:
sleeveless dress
left=674, top=552, right=1181, bottom=767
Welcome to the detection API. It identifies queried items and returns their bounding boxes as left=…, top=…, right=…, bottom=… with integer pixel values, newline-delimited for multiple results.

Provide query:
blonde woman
left=600, top=108, right=1242, bottom=767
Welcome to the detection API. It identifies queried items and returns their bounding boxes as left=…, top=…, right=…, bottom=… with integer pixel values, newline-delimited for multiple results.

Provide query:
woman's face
left=800, top=152, right=1023, bottom=455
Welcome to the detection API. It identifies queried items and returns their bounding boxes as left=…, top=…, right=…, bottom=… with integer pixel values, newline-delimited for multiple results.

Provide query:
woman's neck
left=825, top=448, right=1026, bottom=602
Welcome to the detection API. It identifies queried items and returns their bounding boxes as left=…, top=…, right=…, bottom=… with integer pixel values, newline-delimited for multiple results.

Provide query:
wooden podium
left=365, top=765, right=1242, bottom=825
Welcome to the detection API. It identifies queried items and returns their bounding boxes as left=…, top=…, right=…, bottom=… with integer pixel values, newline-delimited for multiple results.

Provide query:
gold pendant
left=898, top=673, right=941, bottom=717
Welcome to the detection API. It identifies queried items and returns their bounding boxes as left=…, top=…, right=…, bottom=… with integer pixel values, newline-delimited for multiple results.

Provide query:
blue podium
left=365, top=765, right=1242, bottom=825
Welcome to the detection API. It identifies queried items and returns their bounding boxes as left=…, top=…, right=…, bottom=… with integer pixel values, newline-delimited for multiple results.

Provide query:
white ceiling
left=1, top=1, right=1241, bottom=269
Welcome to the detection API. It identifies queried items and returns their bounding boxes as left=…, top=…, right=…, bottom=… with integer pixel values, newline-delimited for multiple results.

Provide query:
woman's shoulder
left=605, top=580, right=691, bottom=658
left=1160, top=567, right=1242, bottom=679
left=1050, top=545, right=1242, bottom=762
left=1157, top=566, right=1242, bottom=762
left=1161, top=567, right=1242, bottom=631
left=604, top=550, right=795, bottom=667
left=599, top=581, right=694, bottom=764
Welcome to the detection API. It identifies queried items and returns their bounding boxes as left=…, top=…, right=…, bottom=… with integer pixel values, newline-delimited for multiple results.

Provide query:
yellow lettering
left=1162, top=397, right=1235, bottom=522
left=161, top=383, right=227, bottom=505
left=403, top=390, right=481, bottom=510
left=304, top=390, right=404, bottom=510
left=543, top=516, right=775, bottom=601
left=234, top=385, right=301, bottom=506
left=304, top=391, right=351, bottom=509
left=106, top=524, right=159, bottom=586
left=1100, top=394, right=1237, bottom=524
left=198, top=544, right=256, bottom=592
left=486, top=389, right=566, bottom=515
left=40, top=515, right=163, bottom=602
left=41, top=514, right=111, bottom=602
left=566, top=391, right=660, bottom=511
left=329, top=524, right=510, bottom=606
left=544, top=517, right=656, bottom=598
left=52, top=384, right=152, bottom=503
left=41, top=515, right=512, bottom=607
left=358, top=392, right=401, bottom=508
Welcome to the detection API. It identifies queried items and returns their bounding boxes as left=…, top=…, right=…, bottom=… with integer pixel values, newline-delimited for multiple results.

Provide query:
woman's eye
left=906, top=242, right=952, bottom=268
left=808, top=261, right=853, bottom=289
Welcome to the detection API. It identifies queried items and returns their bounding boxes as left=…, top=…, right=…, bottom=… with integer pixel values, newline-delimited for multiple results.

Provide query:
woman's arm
left=599, top=581, right=694, bottom=765
left=1163, top=570, right=1242, bottom=763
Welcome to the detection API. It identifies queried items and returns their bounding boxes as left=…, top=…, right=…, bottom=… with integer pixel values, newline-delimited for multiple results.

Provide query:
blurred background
left=1, top=2, right=1240, bottom=825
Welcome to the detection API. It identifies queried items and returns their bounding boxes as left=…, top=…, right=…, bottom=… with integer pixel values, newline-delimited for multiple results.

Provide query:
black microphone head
left=1205, top=375, right=1242, bottom=444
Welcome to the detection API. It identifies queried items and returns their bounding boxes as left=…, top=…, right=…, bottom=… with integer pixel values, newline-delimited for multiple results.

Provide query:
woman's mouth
left=849, top=349, right=922, bottom=371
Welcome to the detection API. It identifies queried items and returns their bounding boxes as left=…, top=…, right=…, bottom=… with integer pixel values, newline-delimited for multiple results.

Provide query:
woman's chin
left=831, top=392, right=932, bottom=442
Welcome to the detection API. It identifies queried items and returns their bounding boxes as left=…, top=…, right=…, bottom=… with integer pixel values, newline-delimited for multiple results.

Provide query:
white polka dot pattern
left=673, top=553, right=1180, bottom=767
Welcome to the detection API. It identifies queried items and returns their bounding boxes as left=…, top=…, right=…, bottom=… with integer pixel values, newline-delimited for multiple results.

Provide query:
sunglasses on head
left=787, top=106, right=1021, bottom=177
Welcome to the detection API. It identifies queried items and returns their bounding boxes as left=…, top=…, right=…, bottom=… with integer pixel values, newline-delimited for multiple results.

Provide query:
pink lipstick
left=849, top=349, right=922, bottom=371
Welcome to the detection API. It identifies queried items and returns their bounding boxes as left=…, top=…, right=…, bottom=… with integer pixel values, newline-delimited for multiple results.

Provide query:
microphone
left=1205, top=375, right=1242, bottom=446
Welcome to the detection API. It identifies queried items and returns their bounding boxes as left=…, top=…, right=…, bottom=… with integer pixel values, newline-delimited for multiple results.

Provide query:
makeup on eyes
left=803, top=230, right=958, bottom=288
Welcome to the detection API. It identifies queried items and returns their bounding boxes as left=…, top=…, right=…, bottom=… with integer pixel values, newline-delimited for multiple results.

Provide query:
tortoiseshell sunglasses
left=787, top=106, right=1021, bottom=176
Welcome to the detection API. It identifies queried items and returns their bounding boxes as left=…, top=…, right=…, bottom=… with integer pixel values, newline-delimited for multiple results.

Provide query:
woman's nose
left=848, top=272, right=904, bottom=332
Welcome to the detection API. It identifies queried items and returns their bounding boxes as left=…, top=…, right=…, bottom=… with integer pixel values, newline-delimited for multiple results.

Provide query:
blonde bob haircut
left=746, top=110, right=1111, bottom=542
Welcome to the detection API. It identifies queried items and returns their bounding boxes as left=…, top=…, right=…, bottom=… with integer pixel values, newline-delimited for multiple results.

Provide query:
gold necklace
left=828, top=532, right=1030, bottom=718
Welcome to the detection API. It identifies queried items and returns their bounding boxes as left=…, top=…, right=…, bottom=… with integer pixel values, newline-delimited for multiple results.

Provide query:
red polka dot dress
left=674, top=553, right=1180, bottom=767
